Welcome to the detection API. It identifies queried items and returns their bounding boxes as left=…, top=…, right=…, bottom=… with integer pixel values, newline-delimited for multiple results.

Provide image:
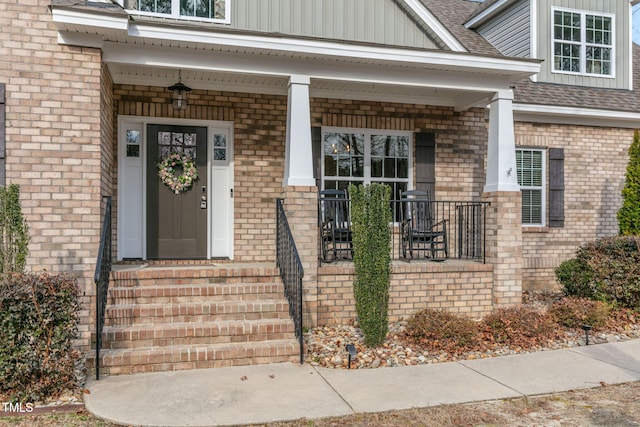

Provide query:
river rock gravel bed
left=304, top=293, right=640, bottom=370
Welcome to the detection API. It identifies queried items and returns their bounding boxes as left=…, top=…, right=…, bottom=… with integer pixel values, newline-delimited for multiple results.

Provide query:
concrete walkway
left=85, top=339, right=640, bottom=427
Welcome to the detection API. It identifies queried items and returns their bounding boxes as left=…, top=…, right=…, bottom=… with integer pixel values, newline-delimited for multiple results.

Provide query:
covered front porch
left=52, top=4, right=542, bottom=372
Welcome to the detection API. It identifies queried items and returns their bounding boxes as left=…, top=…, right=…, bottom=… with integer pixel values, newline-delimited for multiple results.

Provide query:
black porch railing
left=319, top=197, right=489, bottom=263
left=275, top=199, right=304, bottom=364
left=94, top=196, right=112, bottom=380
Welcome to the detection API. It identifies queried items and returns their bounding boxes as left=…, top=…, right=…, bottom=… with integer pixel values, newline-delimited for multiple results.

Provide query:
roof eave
left=464, top=0, right=518, bottom=29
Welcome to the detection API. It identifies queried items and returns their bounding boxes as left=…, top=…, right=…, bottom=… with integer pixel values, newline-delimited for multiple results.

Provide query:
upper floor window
left=552, top=9, right=613, bottom=77
left=122, top=0, right=229, bottom=23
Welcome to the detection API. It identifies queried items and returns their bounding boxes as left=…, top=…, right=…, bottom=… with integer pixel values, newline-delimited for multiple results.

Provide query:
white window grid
left=321, top=127, right=412, bottom=201
left=551, top=7, right=614, bottom=78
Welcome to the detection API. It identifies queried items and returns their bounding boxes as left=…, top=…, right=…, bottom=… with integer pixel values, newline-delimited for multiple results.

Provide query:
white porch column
left=484, top=90, right=520, bottom=193
left=284, top=75, right=315, bottom=186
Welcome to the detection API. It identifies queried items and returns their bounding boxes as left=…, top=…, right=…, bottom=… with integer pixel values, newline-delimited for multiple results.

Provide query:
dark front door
left=147, top=125, right=207, bottom=259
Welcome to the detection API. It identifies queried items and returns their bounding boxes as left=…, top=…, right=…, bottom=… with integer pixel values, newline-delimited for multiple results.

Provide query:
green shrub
left=481, top=307, right=559, bottom=349
left=0, top=184, right=30, bottom=276
left=548, top=297, right=611, bottom=329
left=618, top=130, right=640, bottom=236
left=406, top=309, right=478, bottom=354
left=555, top=258, right=596, bottom=300
left=0, top=273, right=81, bottom=403
left=349, top=183, right=392, bottom=347
left=557, top=236, right=640, bottom=309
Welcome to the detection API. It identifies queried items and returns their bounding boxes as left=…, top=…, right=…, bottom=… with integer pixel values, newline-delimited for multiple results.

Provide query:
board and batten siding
left=223, top=0, right=443, bottom=49
left=477, top=0, right=531, bottom=57
left=535, top=0, right=632, bottom=89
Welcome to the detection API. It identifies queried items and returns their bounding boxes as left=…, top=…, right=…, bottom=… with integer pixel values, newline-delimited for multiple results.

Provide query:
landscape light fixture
left=346, top=343, right=357, bottom=369
left=581, top=324, right=592, bottom=345
left=168, top=70, right=192, bottom=111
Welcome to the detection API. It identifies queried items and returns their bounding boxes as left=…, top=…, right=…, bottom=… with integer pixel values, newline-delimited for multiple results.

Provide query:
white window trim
left=517, top=147, right=546, bottom=227
left=320, top=127, right=413, bottom=195
left=116, top=0, right=231, bottom=24
left=550, top=7, right=615, bottom=78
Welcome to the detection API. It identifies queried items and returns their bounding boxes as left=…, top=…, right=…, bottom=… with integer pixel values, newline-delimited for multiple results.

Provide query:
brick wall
left=317, top=262, right=494, bottom=325
left=1, top=0, right=104, bottom=349
left=515, top=123, right=633, bottom=291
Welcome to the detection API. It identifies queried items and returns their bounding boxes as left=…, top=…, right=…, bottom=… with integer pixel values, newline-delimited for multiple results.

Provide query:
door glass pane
left=214, top=134, right=226, bottom=147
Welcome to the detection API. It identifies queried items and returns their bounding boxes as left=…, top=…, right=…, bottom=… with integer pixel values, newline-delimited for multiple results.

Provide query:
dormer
left=466, top=0, right=639, bottom=90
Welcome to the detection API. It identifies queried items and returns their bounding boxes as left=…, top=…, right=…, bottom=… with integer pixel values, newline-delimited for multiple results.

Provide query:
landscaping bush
left=405, top=309, right=479, bottom=354
left=617, top=130, right=640, bottom=236
left=555, top=258, right=595, bottom=300
left=349, top=183, right=392, bottom=347
left=481, top=306, right=560, bottom=349
left=556, top=236, right=640, bottom=309
left=548, top=297, right=611, bottom=329
left=0, top=273, right=81, bottom=403
left=0, top=184, right=30, bottom=276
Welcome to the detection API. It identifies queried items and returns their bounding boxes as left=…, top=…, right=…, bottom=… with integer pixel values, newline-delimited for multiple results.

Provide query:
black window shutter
left=415, top=132, right=435, bottom=197
left=548, top=147, right=564, bottom=227
left=311, top=127, right=321, bottom=187
left=0, top=83, right=5, bottom=187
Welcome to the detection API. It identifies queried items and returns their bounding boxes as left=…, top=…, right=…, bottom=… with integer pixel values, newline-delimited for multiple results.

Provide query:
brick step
left=110, top=265, right=280, bottom=287
left=99, top=339, right=300, bottom=375
left=108, top=282, right=285, bottom=305
left=102, top=319, right=296, bottom=349
left=105, top=300, right=292, bottom=326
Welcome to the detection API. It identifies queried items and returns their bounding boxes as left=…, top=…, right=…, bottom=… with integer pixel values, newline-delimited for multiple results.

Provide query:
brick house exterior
left=1, top=0, right=639, bottom=369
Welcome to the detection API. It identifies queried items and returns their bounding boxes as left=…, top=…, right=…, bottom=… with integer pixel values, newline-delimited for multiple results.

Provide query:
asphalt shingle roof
left=422, top=0, right=640, bottom=113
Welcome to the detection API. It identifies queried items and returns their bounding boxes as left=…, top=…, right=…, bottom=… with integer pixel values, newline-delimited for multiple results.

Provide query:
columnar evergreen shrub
left=0, top=184, right=29, bottom=275
left=556, top=236, right=640, bottom=309
left=618, top=130, right=640, bottom=236
left=0, top=273, right=81, bottom=403
left=348, top=183, right=392, bottom=347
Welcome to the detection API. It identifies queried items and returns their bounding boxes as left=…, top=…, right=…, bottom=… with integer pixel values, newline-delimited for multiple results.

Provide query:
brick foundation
left=317, top=261, right=494, bottom=325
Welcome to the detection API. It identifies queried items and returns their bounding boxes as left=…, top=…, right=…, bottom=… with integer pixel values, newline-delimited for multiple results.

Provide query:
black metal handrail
left=275, top=199, right=304, bottom=364
left=318, top=197, right=489, bottom=263
left=94, top=196, right=112, bottom=380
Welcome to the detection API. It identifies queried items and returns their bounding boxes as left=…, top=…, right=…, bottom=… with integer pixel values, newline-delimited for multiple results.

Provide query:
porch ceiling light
left=168, top=70, right=192, bottom=111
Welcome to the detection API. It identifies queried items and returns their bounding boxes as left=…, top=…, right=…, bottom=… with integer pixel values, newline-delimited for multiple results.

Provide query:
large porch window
left=121, top=0, right=229, bottom=23
left=321, top=128, right=412, bottom=200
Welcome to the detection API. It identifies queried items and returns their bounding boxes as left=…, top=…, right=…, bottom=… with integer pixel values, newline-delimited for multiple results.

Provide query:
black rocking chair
left=318, top=189, right=352, bottom=262
left=400, top=190, right=448, bottom=261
